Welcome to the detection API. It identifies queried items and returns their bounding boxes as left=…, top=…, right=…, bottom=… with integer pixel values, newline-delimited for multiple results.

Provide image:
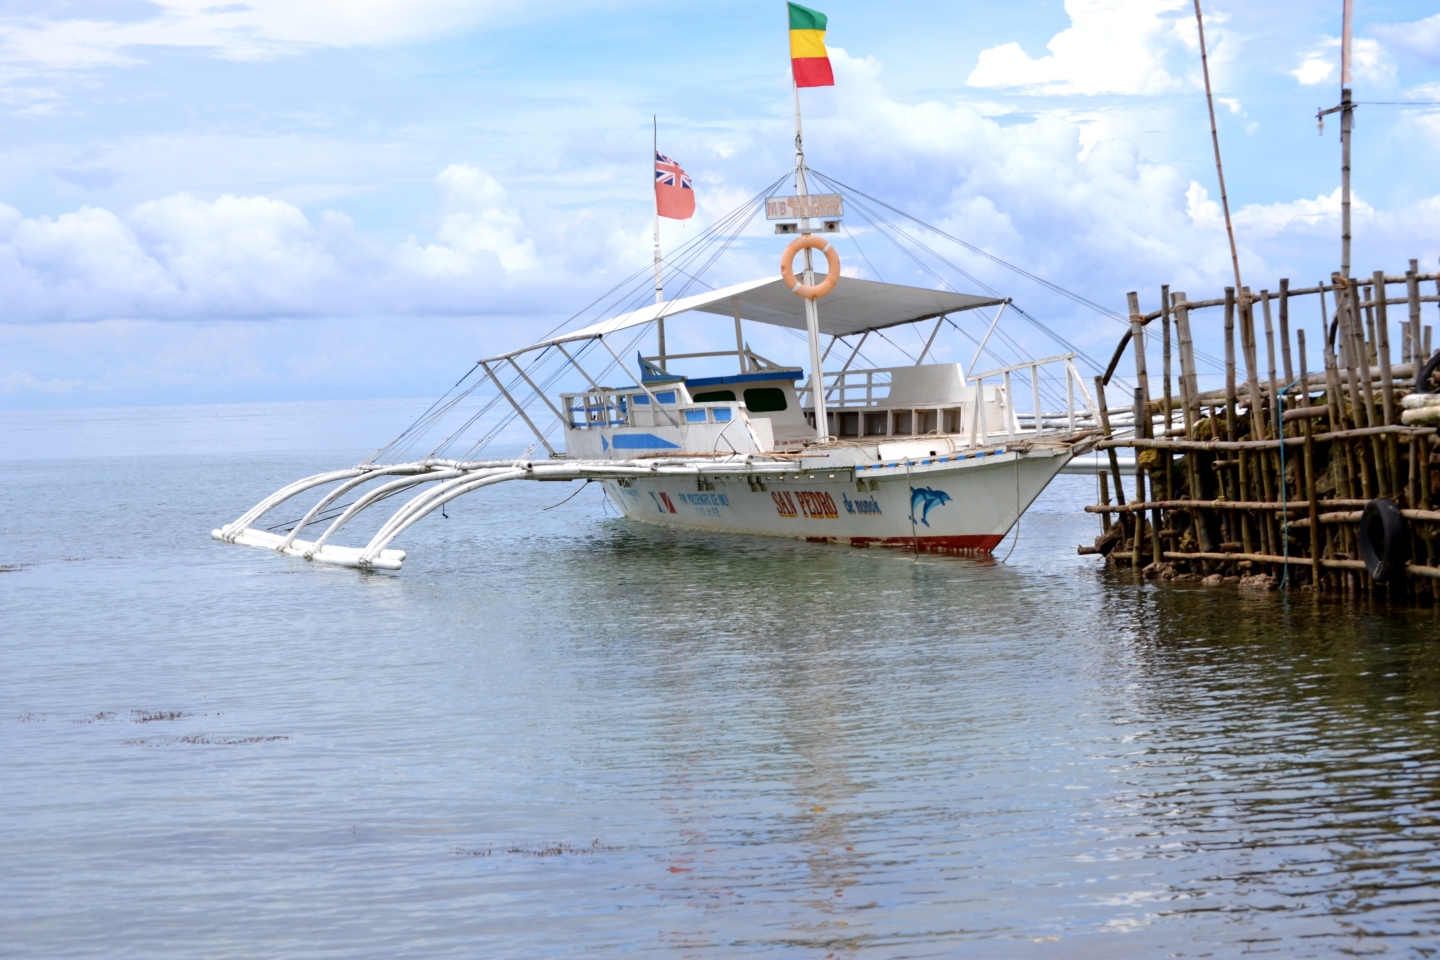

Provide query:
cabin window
left=655, top=391, right=677, bottom=404
left=692, top=390, right=736, bottom=402
left=632, top=394, right=649, bottom=405
left=684, top=409, right=707, bottom=423
left=713, top=408, right=732, bottom=422
left=743, top=387, right=788, bottom=412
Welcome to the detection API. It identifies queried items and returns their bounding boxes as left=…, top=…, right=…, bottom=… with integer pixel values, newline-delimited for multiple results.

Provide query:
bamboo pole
left=1347, top=278, right=1386, bottom=497
left=1408, top=261, right=1422, bottom=366
left=1173, top=292, right=1204, bottom=550
left=1320, top=296, right=1356, bottom=503
left=1279, top=278, right=1294, bottom=384
left=1094, top=376, right=1129, bottom=545
left=1374, top=269, right=1401, bottom=497
left=1098, top=470, right=1112, bottom=534
left=1128, top=292, right=1151, bottom=569
left=1298, top=330, right=1321, bottom=586
left=1161, top=285, right=1175, bottom=558
left=1132, top=386, right=1148, bottom=569
left=1088, top=499, right=1336, bottom=514
left=1240, top=289, right=1272, bottom=555
left=1223, top=288, right=1250, bottom=554
left=1261, top=290, right=1284, bottom=564
left=1097, top=424, right=1430, bottom=451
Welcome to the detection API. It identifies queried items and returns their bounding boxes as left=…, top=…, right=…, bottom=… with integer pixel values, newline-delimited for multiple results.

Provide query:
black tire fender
left=1416, top=351, right=1440, bottom=395
left=1359, top=497, right=1406, bottom=583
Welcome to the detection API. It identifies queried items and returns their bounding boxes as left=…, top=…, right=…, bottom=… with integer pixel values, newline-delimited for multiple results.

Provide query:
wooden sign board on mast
left=766, top=194, right=843, bottom=220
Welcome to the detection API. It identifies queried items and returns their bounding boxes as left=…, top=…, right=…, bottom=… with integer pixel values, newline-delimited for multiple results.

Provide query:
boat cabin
left=551, top=274, right=1088, bottom=459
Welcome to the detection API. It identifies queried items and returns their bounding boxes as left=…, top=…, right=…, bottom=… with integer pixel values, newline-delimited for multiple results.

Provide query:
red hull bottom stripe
left=838, top=534, right=1005, bottom=555
left=791, top=57, right=834, bottom=88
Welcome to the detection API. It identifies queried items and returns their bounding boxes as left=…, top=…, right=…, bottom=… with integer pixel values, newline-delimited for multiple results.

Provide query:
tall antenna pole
left=1340, top=0, right=1353, bottom=279
left=653, top=115, right=666, bottom=366
left=1194, top=0, right=1243, bottom=294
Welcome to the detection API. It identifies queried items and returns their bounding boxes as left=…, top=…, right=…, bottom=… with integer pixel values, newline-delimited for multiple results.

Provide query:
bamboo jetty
left=1082, top=261, right=1440, bottom=599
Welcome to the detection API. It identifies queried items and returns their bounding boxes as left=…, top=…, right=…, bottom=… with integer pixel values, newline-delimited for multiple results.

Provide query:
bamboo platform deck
left=1084, top=262, right=1440, bottom=599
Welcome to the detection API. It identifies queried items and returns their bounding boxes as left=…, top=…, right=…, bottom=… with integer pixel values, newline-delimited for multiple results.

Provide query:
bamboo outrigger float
left=1082, top=265, right=1440, bottom=599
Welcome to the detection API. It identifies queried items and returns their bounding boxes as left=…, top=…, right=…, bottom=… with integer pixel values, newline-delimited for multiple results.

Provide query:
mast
left=1339, top=0, right=1353, bottom=279
left=1318, top=0, right=1355, bottom=279
left=653, top=115, right=667, bottom=366
left=794, top=85, right=828, bottom=443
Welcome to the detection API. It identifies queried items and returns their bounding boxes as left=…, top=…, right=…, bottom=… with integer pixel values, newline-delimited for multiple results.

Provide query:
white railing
left=562, top=391, right=627, bottom=429
left=966, top=354, right=1096, bottom=443
left=794, top=355, right=1097, bottom=445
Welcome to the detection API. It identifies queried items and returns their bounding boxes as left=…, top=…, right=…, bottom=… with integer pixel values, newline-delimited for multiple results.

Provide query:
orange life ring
left=780, top=235, right=841, bottom=299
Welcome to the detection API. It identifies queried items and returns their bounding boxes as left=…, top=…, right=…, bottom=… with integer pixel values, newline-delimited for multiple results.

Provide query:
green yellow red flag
left=788, top=2, right=833, bottom=88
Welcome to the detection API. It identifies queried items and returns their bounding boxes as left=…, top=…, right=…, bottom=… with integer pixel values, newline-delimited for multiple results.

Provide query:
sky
left=2, top=0, right=1439, bottom=409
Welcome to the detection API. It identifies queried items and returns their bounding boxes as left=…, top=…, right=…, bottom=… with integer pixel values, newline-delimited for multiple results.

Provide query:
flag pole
left=653, top=115, right=666, bottom=367
left=793, top=82, right=827, bottom=444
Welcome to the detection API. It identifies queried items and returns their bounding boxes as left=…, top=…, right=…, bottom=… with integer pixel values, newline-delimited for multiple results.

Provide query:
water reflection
left=2, top=455, right=1438, bottom=958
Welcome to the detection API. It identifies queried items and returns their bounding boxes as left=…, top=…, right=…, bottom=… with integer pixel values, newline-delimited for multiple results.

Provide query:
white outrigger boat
left=214, top=96, right=1106, bottom=570
left=212, top=267, right=1102, bottom=570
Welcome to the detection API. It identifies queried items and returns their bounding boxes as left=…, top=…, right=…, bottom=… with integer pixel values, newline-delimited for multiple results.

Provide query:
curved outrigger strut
left=213, top=456, right=802, bottom=570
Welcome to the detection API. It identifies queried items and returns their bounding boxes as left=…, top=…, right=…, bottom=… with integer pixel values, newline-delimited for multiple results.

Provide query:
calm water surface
left=3, top=401, right=1440, bottom=958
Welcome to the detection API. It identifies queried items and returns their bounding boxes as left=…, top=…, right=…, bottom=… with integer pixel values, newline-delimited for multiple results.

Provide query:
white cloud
left=0, top=164, right=539, bottom=323
left=967, top=0, right=1186, bottom=95
left=1293, top=36, right=1396, bottom=88
left=398, top=165, right=539, bottom=277
left=1293, top=55, right=1334, bottom=86
left=1373, top=13, right=1440, bottom=64
left=0, top=1, right=516, bottom=67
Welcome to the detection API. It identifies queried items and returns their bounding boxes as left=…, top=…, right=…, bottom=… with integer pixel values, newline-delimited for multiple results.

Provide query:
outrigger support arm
left=478, top=360, right=556, bottom=456
left=215, top=456, right=816, bottom=570
left=306, top=471, right=458, bottom=557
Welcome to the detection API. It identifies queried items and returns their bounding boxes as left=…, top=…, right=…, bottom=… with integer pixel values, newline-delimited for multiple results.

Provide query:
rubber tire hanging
left=1359, top=497, right=1406, bottom=583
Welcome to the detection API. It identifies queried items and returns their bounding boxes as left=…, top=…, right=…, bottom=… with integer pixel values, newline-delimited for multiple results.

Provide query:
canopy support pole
left=732, top=296, right=746, bottom=373
left=916, top=316, right=945, bottom=365
left=478, top=360, right=556, bottom=456
left=968, top=301, right=1009, bottom=373
left=826, top=331, right=870, bottom=402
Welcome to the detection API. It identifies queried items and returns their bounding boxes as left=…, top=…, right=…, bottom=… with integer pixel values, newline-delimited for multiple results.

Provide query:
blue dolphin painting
left=908, top=486, right=952, bottom=527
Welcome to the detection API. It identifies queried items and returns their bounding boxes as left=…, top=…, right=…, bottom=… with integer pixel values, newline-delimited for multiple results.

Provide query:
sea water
left=3, top=401, right=1439, bottom=958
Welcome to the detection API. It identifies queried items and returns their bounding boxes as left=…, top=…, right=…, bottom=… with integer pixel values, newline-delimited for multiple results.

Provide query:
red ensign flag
left=655, top=151, right=696, bottom=220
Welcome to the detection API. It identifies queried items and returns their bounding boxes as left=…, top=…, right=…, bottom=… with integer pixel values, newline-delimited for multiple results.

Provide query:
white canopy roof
left=500, top=275, right=1005, bottom=359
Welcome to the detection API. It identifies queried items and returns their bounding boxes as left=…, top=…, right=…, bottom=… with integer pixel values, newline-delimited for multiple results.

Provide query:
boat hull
left=603, top=447, right=1068, bottom=553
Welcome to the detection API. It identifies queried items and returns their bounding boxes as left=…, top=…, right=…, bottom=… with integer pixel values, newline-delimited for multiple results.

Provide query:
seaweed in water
left=123, top=735, right=290, bottom=747
left=450, top=840, right=618, bottom=858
